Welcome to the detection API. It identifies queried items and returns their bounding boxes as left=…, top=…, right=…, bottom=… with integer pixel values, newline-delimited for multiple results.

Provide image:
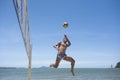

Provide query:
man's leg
left=63, top=56, right=75, bottom=76
left=50, top=57, right=61, bottom=68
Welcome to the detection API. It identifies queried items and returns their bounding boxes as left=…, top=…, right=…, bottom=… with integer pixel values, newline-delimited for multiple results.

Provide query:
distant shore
left=0, top=67, right=17, bottom=69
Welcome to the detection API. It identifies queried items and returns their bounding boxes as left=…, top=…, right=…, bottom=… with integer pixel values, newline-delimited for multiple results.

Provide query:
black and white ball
left=63, top=22, right=68, bottom=28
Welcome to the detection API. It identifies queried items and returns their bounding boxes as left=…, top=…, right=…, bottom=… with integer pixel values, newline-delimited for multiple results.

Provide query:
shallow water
left=0, top=68, right=120, bottom=80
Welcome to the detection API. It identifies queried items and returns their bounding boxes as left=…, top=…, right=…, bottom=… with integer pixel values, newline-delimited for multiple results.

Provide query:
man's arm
left=53, top=42, right=61, bottom=49
left=64, top=34, right=71, bottom=47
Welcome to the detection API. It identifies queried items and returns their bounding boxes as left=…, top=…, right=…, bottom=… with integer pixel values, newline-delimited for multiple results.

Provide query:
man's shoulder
left=58, top=41, right=62, bottom=44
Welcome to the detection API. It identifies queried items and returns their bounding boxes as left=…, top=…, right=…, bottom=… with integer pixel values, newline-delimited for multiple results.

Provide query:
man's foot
left=71, top=69, right=75, bottom=76
left=49, top=64, right=53, bottom=67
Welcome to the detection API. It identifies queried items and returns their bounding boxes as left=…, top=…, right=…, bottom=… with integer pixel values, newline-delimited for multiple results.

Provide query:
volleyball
left=63, top=22, right=68, bottom=28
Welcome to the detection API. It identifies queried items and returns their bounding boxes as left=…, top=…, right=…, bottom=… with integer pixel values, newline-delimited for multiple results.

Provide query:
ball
left=63, top=22, right=68, bottom=28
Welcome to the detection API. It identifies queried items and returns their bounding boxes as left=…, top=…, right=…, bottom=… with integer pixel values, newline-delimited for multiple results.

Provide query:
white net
left=13, top=0, right=32, bottom=80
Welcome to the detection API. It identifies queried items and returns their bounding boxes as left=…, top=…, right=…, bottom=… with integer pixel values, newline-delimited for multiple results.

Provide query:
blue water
left=0, top=68, right=120, bottom=80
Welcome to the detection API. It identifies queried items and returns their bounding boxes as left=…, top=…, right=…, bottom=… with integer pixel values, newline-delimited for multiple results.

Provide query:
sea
left=0, top=68, right=120, bottom=80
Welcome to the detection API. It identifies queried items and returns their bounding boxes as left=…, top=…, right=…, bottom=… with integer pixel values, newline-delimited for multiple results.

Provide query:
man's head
left=63, top=37, right=67, bottom=43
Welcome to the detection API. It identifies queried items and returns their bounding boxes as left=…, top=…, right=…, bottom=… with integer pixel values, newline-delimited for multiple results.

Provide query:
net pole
left=23, top=0, right=32, bottom=79
left=28, top=44, right=32, bottom=80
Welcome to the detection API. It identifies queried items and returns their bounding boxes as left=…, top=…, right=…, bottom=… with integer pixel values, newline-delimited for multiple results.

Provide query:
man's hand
left=64, top=34, right=66, bottom=36
left=64, top=34, right=69, bottom=41
left=64, top=34, right=67, bottom=38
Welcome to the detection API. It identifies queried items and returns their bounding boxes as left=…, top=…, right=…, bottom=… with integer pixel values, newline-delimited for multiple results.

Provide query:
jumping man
left=50, top=34, right=75, bottom=76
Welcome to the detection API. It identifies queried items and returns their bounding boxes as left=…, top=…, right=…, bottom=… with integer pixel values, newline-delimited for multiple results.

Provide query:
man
left=50, top=34, right=75, bottom=76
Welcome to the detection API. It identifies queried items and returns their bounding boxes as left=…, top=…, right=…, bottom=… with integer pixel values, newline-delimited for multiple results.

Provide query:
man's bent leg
left=50, top=57, right=61, bottom=68
left=63, top=56, right=75, bottom=76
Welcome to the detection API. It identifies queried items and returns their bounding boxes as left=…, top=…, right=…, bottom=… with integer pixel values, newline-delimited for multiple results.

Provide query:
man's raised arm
left=64, top=34, right=71, bottom=47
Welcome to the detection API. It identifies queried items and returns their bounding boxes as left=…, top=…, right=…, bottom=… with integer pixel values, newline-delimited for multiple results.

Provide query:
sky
left=0, top=0, right=120, bottom=68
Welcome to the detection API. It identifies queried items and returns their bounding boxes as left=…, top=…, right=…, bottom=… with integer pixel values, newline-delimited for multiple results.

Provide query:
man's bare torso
left=58, top=42, right=67, bottom=54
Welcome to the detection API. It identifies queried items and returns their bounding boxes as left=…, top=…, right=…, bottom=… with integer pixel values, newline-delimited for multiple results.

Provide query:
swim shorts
left=57, top=53, right=67, bottom=59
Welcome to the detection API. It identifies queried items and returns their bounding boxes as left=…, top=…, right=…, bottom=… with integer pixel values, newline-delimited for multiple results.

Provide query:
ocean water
left=0, top=68, right=120, bottom=80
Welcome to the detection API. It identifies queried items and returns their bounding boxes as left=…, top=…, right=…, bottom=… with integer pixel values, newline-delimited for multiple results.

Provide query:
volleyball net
left=13, top=0, right=32, bottom=80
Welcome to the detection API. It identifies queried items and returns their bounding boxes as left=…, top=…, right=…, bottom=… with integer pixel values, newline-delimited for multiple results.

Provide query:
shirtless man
left=50, top=34, right=75, bottom=76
